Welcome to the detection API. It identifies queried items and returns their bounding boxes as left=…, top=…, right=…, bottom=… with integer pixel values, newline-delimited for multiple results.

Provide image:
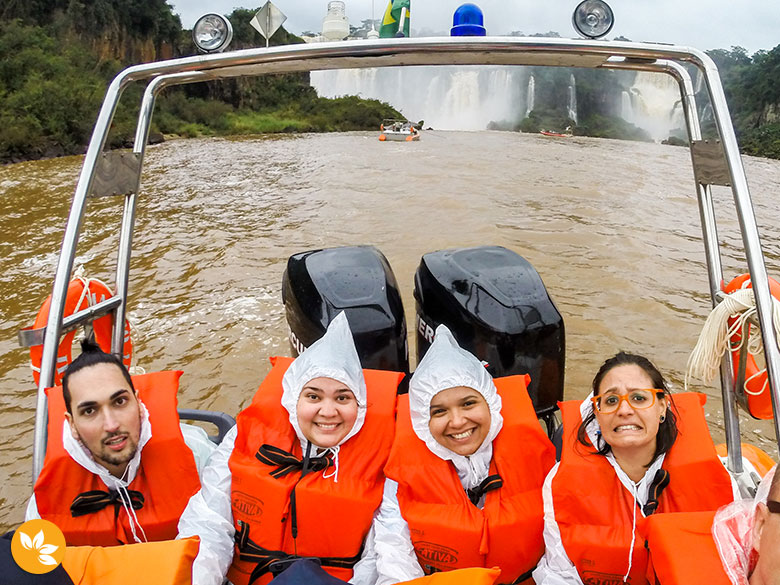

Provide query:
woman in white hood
left=178, top=312, right=401, bottom=585
left=363, top=324, right=555, bottom=585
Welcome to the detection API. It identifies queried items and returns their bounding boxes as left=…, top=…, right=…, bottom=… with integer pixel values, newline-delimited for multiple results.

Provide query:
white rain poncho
left=408, top=324, right=503, bottom=489
left=178, top=312, right=376, bottom=585
left=359, top=325, right=504, bottom=585
left=281, top=311, right=368, bottom=470
left=713, top=464, right=777, bottom=585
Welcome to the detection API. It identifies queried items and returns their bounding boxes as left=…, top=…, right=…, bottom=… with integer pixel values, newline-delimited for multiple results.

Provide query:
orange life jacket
left=645, top=511, right=731, bottom=585
left=227, top=356, right=402, bottom=585
left=553, top=393, right=734, bottom=585
left=34, top=371, right=201, bottom=546
left=385, top=375, right=556, bottom=584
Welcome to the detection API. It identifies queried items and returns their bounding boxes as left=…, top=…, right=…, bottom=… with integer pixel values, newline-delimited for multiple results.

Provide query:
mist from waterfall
left=311, top=66, right=527, bottom=130
left=311, top=66, right=683, bottom=139
left=619, top=72, right=686, bottom=141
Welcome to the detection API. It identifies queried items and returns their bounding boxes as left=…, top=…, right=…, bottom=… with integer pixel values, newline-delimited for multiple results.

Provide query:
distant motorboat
left=539, top=128, right=573, bottom=138
left=379, top=119, right=420, bottom=142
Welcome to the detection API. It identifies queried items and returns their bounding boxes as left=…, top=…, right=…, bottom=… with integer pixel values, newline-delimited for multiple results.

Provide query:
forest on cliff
left=0, top=1, right=401, bottom=162
left=2, top=1, right=779, bottom=162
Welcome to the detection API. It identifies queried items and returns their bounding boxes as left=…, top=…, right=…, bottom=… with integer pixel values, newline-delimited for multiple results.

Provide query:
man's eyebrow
left=76, top=389, right=130, bottom=410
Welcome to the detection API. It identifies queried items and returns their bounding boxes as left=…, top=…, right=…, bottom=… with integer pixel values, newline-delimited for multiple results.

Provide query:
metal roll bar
left=29, top=36, right=780, bottom=480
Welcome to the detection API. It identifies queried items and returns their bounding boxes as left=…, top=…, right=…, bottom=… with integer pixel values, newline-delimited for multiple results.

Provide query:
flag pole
left=396, top=7, right=406, bottom=37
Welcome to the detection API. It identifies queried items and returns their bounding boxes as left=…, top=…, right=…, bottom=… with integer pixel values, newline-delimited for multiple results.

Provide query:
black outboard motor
left=282, top=245, right=409, bottom=375
left=414, top=246, right=564, bottom=421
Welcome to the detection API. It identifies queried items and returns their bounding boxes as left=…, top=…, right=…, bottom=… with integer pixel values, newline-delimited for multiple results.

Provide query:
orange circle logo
left=11, top=519, right=66, bottom=574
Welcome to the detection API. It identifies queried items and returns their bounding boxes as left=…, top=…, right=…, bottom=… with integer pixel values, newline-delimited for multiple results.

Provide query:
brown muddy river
left=1, top=131, right=779, bottom=532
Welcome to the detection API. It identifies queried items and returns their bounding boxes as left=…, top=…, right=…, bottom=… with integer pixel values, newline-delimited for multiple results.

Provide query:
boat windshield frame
left=27, top=36, right=780, bottom=481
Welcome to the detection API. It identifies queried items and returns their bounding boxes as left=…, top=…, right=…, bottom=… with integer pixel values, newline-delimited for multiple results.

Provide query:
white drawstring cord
left=117, top=485, right=148, bottom=543
left=112, top=466, right=148, bottom=544
left=321, top=446, right=341, bottom=483
left=623, top=483, right=638, bottom=582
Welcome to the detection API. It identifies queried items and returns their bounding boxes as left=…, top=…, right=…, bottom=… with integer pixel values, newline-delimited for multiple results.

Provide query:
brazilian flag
left=379, top=0, right=411, bottom=38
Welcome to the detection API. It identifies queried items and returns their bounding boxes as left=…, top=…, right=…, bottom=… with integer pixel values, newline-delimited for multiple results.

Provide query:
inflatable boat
left=379, top=119, right=420, bottom=141
left=16, top=5, right=780, bottom=582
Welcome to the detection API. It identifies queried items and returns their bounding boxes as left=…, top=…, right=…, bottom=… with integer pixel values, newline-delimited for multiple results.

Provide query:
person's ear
left=752, top=502, right=769, bottom=554
left=657, top=395, right=668, bottom=420
left=65, top=412, right=79, bottom=441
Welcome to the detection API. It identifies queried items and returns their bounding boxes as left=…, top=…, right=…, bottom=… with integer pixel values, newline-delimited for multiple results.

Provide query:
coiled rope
left=686, top=287, right=780, bottom=395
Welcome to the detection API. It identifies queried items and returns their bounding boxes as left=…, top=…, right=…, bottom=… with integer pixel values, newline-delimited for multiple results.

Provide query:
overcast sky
left=169, top=0, right=779, bottom=54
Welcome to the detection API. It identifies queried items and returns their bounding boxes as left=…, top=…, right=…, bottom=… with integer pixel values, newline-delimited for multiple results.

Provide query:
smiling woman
left=366, top=324, right=556, bottom=585
left=428, top=385, right=492, bottom=456
left=176, top=312, right=405, bottom=585
left=296, top=377, right=359, bottom=448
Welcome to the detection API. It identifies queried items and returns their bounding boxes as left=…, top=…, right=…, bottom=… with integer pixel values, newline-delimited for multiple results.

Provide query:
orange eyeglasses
left=591, top=389, right=665, bottom=414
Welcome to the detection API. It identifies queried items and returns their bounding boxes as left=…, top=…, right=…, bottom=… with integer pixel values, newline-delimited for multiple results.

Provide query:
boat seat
left=178, top=409, right=235, bottom=444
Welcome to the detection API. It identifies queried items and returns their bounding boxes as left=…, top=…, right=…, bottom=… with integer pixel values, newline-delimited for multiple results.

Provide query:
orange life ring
left=30, top=278, right=132, bottom=386
left=723, top=273, right=780, bottom=419
left=715, top=442, right=776, bottom=478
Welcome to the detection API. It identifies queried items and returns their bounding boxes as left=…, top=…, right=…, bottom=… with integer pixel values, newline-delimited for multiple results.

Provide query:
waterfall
left=567, top=74, right=578, bottom=124
left=670, top=100, right=685, bottom=132
left=621, top=91, right=633, bottom=123
left=311, top=66, right=526, bottom=131
left=619, top=72, right=686, bottom=141
left=525, top=75, right=535, bottom=117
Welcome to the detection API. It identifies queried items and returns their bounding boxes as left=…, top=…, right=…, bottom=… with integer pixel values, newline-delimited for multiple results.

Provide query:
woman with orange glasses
left=533, top=351, right=737, bottom=585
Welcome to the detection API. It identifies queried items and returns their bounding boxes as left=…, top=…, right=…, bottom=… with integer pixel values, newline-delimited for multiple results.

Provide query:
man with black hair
left=26, top=340, right=215, bottom=546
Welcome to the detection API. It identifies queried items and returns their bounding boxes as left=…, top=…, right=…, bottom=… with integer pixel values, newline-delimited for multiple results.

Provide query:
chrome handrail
left=31, top=36, right=780, bottom=479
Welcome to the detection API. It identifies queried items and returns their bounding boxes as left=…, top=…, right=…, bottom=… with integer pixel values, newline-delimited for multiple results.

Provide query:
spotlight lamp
left=572, top=0, right=614, bottom=39
left=193, top=13, right=234, bottom=53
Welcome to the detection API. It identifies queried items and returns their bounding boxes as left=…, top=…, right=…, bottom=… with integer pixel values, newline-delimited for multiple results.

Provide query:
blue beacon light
left=450, top=3, right=486, bottom=36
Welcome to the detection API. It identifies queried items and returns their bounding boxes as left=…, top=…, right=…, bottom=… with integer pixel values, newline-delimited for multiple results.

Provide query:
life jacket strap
left=642, top=468, right=671, bottom=516
left=255, top=443, right=332, bottom=479
left=234, top=520, right=362, bottom=585
left=70, top=488, right=144, bottom=518
left=510, top=567, right=535, bottom=584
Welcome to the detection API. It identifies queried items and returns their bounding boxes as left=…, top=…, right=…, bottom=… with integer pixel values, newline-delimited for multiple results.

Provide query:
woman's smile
left=428, top=386, right=491, bottom=457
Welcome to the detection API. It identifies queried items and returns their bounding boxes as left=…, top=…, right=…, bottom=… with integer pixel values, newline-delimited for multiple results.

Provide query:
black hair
left=576, top=351, right=678, bottom=467
left=61, top=339, right=135, bottom=415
